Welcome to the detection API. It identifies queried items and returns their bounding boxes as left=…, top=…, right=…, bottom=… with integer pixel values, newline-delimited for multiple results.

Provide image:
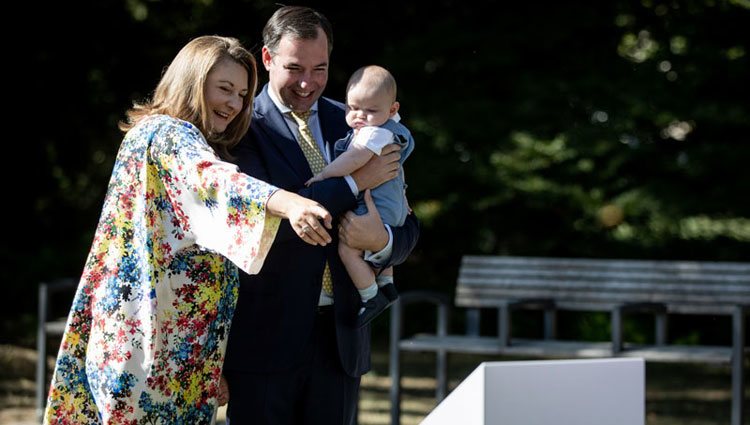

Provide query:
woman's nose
left=229, top=95, right=242, bottom=111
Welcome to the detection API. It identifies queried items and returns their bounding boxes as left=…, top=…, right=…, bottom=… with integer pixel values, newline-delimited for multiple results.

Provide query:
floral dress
left=44, top=115, right=280, bottom=424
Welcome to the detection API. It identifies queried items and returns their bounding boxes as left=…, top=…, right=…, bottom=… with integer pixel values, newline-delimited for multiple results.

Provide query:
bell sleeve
left=150, top=121, right=281, bottom=275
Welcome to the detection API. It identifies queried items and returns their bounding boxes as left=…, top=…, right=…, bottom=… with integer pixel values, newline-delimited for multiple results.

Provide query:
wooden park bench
left=388, top=255, right=749, bottom=425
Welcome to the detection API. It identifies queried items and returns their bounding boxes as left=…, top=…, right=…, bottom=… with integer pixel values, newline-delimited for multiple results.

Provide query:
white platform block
left=421, top=358, right=644, bottom=425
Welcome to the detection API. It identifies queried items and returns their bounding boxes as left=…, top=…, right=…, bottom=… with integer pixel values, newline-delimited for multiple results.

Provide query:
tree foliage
left=5, top=0, right=748, bottom=344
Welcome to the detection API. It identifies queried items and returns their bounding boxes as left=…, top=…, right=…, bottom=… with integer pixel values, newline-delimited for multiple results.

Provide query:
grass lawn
left=359, top=338, right=746, bottom=425
left=2, top=342, right=745, bottom=424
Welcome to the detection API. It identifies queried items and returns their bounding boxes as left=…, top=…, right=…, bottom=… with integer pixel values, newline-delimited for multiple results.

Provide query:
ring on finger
left=302, top=226, right=311, bottom=234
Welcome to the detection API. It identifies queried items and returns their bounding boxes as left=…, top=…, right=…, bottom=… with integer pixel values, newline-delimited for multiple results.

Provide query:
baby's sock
left=376, top=275, right=394, bottom=287
left=358, top=283, right=378, bottom=315
left=358, top=282, right=378, bottom=302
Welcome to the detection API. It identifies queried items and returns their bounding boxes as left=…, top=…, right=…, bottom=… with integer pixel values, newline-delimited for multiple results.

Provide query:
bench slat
left=460, top=281, right=749, bottom=297
left=462, top=255, right=750, bottom=273
left=461, top=263, right=750, bottom=279
left=457, top=287, right=748, bottom=307
left=455, top=255, right=750, bottom=313
left=44, top=320, right=67, bottom=335
left=455, top=299, right=742, bottom=315
left=460, top=270, right=750, bottom=285
left=399, top=335, right=735, bottom=364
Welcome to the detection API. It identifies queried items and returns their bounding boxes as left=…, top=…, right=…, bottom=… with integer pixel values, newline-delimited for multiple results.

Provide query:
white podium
left=420, top=358, right=644, bottom=425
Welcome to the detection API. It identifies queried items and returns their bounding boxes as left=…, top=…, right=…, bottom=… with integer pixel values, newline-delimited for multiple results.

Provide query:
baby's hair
left=346, top=65, right=397, bottom=102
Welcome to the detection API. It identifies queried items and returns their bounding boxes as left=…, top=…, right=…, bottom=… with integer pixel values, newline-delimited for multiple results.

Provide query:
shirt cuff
left=363, top=224, right=393, bottom=265
left=344, top=175, right=359, bottom=197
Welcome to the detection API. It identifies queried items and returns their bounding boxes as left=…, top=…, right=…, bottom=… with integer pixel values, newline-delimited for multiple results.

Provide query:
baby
left=306, top=65, right=414, bottom=328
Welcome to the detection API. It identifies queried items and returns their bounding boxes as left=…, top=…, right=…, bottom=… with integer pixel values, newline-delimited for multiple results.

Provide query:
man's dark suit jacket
left=224, top=84, right=420, bottom=377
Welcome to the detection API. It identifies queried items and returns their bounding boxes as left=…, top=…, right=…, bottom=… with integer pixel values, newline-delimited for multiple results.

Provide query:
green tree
left=6, top=0, right=748, bottom=346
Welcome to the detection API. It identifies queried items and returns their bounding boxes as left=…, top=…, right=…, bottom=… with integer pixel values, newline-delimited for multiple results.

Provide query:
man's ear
left=390, top=101, right=400, bottom=117
left=261, top=46, right=273, bottom=70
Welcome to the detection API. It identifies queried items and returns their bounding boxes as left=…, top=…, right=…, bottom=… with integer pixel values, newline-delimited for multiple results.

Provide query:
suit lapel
left=255, top=86, right=313, bottom=180
left=317, top=97, right=347, bottom=159
left=317, top=99, right=333, bottom=159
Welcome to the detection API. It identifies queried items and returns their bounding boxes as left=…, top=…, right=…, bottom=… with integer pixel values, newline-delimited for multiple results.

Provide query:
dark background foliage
left=4, top=0, right=748, bottom=346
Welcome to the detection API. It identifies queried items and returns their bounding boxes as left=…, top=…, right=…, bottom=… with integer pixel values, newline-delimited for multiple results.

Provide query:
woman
left=44, top=35, right=331, bottom=424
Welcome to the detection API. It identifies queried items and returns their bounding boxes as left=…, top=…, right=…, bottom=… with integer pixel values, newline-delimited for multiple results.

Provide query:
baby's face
left=345, top=83, right=397, bottom=130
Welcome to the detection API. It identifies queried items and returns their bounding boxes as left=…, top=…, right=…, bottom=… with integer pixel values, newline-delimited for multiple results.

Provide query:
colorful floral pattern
left=44, top=115, right=280, bottom=424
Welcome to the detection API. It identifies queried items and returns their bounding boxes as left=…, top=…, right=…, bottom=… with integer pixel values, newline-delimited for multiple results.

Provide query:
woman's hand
left=267, top=190, right=333, bottom=245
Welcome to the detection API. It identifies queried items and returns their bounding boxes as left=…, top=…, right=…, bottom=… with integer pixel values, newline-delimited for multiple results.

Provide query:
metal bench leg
left=655, top=312, right=667, bottom=346
left=466, top=308, right=480, bottom=337
left=611, top=308, right=623, bottom=354
left=544, top=308, right=557, bottom=340
left=390, top=301, right=403, bottom=425
left=498, top=304, right=511, bottom=347
left=389, top=350, right=402, bottom=425
left=436, top=349, right=447, bottom=402
left=731, top=305, right=746, bottom=425
left=36, top=283, right=48, bottom=422
left=436, top=302, right=449, bottom=401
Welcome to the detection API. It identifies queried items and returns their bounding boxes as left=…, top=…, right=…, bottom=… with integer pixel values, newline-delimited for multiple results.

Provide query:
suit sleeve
left=384, top=212, right=420, bottom=268
left=232, top=131, right=356, bottom=244
left=232, top=131, right=272, bottom=183
left=299, top=177, right=356, bottom=216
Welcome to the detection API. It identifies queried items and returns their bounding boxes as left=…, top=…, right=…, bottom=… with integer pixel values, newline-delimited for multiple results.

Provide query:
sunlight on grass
left=357, top=346, right=740, bottom=425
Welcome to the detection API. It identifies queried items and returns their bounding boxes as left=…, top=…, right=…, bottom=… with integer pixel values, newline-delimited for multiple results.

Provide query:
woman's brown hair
left=119, top=35, right=257, bottom=159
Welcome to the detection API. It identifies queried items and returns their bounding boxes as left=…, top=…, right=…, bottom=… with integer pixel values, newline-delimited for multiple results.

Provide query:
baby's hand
left=305, top=174, right=323, bottom=186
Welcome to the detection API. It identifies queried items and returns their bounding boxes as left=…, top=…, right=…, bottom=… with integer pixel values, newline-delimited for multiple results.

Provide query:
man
left=223, top=6, right=420, bottom=425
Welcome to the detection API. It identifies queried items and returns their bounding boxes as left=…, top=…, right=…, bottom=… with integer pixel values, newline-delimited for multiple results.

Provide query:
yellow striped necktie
left=289, top=110, right=334, bottom=297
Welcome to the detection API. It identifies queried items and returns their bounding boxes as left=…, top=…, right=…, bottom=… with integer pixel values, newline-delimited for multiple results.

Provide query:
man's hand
left=351, top=144, right=401, bottom=191
left=339, top=190, right=388, bottom=251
